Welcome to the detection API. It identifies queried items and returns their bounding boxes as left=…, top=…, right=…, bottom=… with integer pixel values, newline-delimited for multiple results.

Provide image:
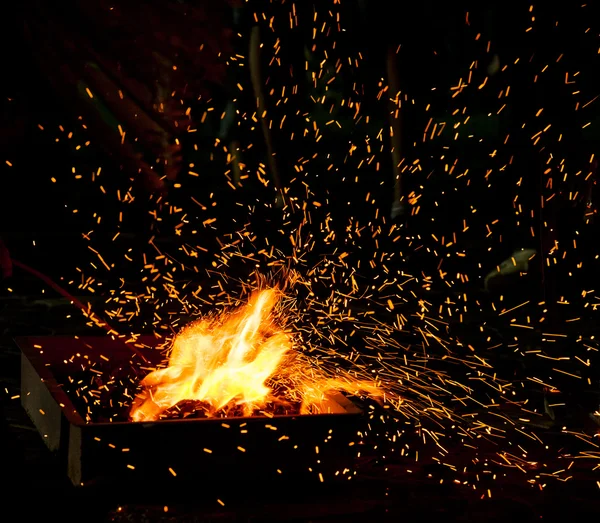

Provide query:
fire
left=130, top=288, right=379, bottom=421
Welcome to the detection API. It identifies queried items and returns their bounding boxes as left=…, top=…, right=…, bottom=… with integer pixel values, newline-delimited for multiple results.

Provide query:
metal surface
left=18, top=336, right=363, bottom=487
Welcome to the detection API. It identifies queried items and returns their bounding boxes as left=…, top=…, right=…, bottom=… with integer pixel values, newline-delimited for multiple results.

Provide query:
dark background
left=1, top=2, right=599, bottom=521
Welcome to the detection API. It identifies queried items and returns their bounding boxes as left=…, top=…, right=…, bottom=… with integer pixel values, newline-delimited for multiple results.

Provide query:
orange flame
left=130, top=288, right=379, bottom=421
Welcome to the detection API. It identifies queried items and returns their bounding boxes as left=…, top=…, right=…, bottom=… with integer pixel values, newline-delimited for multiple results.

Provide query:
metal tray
left=17, top=336, right=362, bottom=487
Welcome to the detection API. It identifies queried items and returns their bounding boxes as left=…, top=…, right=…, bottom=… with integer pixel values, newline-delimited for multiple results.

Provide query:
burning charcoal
left=161, top=400, right=208, bottom=419
left=222, top=403, right=247, bottom=418
left=155, top=397, right=306, bottom=420
left=261, top=400, right=302, bottom=416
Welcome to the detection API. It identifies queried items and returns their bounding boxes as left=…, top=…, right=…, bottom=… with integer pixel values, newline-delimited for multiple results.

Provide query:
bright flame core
left=130, top=288, right=378, bottom=421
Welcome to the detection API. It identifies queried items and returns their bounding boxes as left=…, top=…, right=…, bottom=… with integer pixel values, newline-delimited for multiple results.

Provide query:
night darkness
left=1, top=2, right=600, bottom=522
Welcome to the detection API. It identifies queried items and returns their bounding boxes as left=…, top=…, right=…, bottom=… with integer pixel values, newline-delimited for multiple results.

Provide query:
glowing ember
left=130, top=288, right=379, bottom=421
